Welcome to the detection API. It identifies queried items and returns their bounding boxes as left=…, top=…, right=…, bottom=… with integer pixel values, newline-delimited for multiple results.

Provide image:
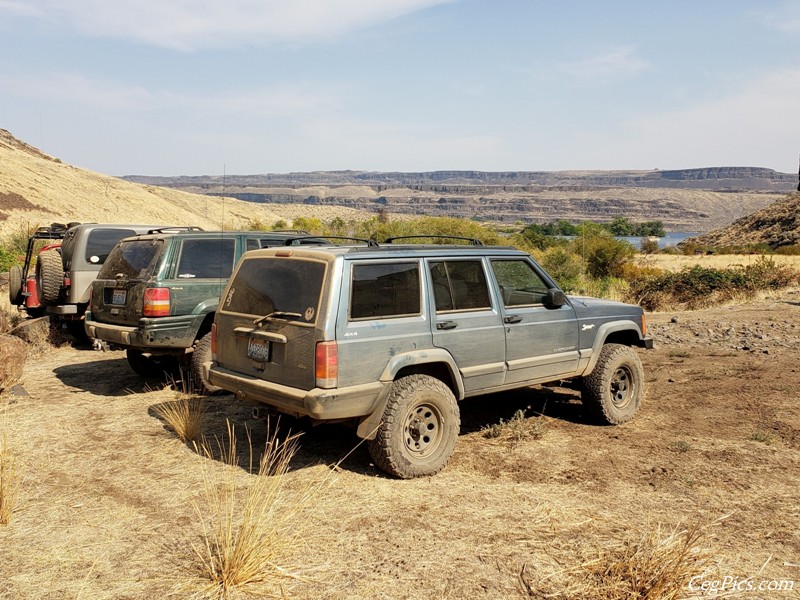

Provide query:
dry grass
left=153, top=393, right=208, bottom=444
left=580, top=524, right=712, bottom=599
left=481, top=408, right=548, bottom=446
left=0, top=407, right=21, bottom=526
left=638, top=253, right=800, bottom=273
left=185, top=420, right=315, bottom=599
left=522, top=523, right=714, bottom=599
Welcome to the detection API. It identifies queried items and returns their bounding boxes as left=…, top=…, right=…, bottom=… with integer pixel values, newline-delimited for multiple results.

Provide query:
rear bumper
left=206, top=362, right=387, bottom=421
left=84, top=311, right=200, bottom=349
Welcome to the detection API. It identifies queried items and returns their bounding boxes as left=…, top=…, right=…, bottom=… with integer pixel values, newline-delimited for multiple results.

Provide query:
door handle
left=504, top=315, right=523, bottom=324
left=436, top=320, right=458, bottom=330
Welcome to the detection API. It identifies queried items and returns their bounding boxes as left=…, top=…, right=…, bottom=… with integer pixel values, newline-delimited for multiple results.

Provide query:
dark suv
left=206, top=238, right=653, bottom=478
left=85, top=229, right=325, bottom=391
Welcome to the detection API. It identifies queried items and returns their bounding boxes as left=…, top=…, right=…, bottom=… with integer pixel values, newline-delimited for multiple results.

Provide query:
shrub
left=541, top=247, right=584, bottom=292
left=570, top=230, right=636, bottom=279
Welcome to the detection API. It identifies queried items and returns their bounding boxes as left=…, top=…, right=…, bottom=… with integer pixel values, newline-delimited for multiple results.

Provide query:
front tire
left=368, top=374, right=460, bottom=479
left=580, top=343, right=644, bottom=424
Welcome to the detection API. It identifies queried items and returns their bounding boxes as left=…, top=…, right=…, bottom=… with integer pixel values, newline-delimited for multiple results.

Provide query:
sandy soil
left=1, top=290, right=800, bottom=598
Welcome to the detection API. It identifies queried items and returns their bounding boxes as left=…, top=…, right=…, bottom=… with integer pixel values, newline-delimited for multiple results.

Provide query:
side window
left=246, top=238, right=261, bottom=251
left=176, top=238, right=236, bottom=279
left=491, top=259, right=550, bottom=307
left=430, top=260, right=491, bottom=312
left=350, top=262, right=420, bottom=320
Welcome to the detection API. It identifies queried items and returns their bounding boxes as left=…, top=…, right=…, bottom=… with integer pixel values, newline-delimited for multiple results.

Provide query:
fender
left=356, top=348, right=465, bottom=440
left=579, top=319, right=645, bottom=376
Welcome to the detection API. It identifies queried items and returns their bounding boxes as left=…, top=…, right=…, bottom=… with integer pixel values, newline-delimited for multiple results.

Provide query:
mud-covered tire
left=126, top=349, right=179, bottom=380
left=35, top=249, right=64, bottom=306
left=580, top=343, right=644, bottom=424
left=190, top=332, right=221, bottom=395
left=367, top=374, right=460, bottom=479
left=8, top=265, right=23, bottom=305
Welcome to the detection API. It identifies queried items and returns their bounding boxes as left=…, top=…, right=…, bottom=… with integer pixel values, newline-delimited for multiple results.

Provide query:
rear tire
left=8, top=266, right=23, bottom=305
left=580, top=344, right=644, bottom=424
left=36, top=249, right=64, bottom=305
left=367, top=374, right=460, bottom=479
left=190, top=333, right=222, bottom=395
left=126, top=349, right=179, bottom=381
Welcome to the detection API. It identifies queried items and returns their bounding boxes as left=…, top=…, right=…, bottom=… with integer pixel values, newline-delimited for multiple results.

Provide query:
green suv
left=85, top=229, right=324, bottom=391
left=206, top=238, right=653, bottom=478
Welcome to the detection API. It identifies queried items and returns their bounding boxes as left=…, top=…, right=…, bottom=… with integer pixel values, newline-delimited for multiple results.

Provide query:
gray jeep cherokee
left=206, top=239, right=653, bottom=478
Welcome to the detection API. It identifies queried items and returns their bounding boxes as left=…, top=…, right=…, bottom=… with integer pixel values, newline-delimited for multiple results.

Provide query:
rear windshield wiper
left=253, top=311, right=303, bottom=326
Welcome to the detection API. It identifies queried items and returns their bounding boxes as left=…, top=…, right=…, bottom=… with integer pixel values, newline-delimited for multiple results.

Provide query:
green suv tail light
left=143, top=287, right=170, bottom=317
left=315, top=341, right=338, bottom=389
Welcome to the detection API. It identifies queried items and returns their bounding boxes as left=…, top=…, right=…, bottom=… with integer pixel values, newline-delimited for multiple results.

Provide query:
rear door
left=489, top=257, right=580, bottom=384
left=426, top=258, right=506, bottom=393
left=168, top=236, right=237, bottom=315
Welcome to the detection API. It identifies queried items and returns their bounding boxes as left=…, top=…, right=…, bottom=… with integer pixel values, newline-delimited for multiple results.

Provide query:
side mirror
left=544, top=288, right=566, bottom=308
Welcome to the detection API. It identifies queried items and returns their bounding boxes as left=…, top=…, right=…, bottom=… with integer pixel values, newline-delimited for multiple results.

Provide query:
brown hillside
left=0, top=129, right=369, bottom=237
left=686, top=192, right=800, bottom=248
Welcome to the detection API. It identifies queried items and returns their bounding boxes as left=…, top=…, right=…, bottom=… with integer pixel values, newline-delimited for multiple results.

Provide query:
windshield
left=98, top=240, right=163, bottom=280
left=221, top=257, right=326, bottom=324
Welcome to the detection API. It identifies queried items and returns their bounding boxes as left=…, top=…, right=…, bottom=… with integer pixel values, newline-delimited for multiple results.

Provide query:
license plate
left=247, top=338, right=271, bottom=362
left=111, top=289, right=127, bottom=305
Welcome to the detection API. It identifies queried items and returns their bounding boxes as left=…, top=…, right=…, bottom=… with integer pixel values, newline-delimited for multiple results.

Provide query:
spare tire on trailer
left=35, top=249, right=64, bottom=305
left=8, top=265, right=23, bottom=305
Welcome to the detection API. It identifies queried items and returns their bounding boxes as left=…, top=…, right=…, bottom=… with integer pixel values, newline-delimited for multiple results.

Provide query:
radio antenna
left=222, top=163, right=226, bottom=230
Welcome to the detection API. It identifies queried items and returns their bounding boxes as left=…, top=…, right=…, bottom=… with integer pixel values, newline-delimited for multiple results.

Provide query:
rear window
left=222, top=257, right=326, bottom=323
left=176, top=238, right=236, bottom=279
left=85, top=228, right=139, bottom=264
left=98, top=240, right=163, bottom=280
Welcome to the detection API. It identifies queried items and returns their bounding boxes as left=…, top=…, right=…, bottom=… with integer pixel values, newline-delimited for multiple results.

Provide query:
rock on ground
left=0, top=333, right=27, bottom=391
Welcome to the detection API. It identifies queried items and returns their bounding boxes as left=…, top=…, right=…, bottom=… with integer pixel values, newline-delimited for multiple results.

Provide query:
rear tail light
left=211, top=323, right=217, bottom=356
left=641, top=313, right=648, bottom=338
left=315, top=341, right=338, bottom=389
left=143, top=287, right=170, bottom=317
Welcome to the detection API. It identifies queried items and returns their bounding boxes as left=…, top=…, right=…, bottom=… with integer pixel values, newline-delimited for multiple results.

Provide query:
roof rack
left=383, top=235, right=484, bottom=246
left=285, top=235, right=379, bottom=247
left=270, top=229, right=310, bottom=234
left=146, top=226, right=206, bottom=234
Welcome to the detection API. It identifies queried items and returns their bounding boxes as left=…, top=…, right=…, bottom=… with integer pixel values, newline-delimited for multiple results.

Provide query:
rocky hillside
left=0, top=130, right=369, bottom=238
left=127, top=168, right=796, bottom=232
left=685, top=192, right=800, bottom=248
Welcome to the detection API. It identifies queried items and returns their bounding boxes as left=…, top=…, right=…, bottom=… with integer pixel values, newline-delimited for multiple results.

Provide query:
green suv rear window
left=99, top=240, right=163, bottom=280
left=222, top=257, right=326, bottom=323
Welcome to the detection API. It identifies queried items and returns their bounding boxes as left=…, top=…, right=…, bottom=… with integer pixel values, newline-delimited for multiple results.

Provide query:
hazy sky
left=1, top=0, right=799, bottom=176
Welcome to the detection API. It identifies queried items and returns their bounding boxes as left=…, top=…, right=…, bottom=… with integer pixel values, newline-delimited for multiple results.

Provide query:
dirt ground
left=2, top=290, right=800, bottom=598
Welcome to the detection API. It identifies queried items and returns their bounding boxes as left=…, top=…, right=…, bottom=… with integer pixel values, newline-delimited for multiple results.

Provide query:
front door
left=490, top=258, right=579, bottom=385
